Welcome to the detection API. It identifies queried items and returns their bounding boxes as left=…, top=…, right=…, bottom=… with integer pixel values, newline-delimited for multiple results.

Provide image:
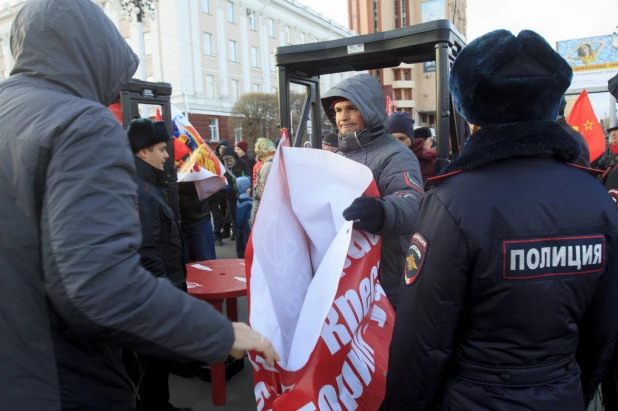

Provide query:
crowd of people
left=2, top=0, right=618, bottom=410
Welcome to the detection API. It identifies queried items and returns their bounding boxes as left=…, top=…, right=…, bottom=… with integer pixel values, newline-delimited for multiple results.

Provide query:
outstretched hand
left=229, top=322, right=280, bottom=367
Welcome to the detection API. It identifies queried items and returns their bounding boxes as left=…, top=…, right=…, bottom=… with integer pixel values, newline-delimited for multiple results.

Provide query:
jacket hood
left=222, top=146, right=238, bottom=159
left=321, top=73, right=387, bottom=134
left=216, top=141, right=230, bottom=151
left=236, top=176, right=251, bottom=194
left=10, top=0, right=139, bottom=106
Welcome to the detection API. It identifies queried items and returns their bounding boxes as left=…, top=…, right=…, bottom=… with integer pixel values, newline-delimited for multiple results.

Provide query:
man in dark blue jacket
left=384, top=29, right=618, bottom=411
left=128, top=118, right=192, bottom=411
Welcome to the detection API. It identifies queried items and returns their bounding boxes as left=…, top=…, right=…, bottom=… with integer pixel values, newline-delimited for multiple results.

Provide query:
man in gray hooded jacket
left=322, top=74, right=424, bottom=309
left=0, top=1, right=278, bottom=410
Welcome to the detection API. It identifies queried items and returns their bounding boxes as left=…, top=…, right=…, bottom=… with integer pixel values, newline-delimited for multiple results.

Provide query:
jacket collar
left=338, top=125, right=386, bottom=152
left=134, top=157, right=166, bottom=185
left=439, top=121, right=581, bottom=175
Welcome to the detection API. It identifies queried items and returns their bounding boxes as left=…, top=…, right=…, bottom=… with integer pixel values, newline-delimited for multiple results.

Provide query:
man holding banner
left=321, top=73, right=424, bottom=309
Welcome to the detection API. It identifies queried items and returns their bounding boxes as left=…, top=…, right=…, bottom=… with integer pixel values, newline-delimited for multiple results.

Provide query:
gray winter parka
left=322, top=74, right=424, bottom=308
left=0, top=1, right=233, bottom=410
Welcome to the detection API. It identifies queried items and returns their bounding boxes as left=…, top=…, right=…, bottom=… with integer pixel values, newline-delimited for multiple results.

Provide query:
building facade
left=348, top=0, right=466, bottom=127
left=0, top=0, right=356, bottom=142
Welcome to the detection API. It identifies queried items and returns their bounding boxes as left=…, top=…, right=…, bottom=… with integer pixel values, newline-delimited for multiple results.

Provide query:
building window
left=268, top=18, right=275, bottom=38
left=209, top=118, right=219, bottom=141
left=234, top=127, right=243, bottom=144
left=404, top=70, right=409, bottom=80
left=401, top=0, right=406, bottom=26
left=252, top=83, right=260, bottom=92
left=202, top=0, right=210, bottom=13
left=373, top=0, right=378, bottom=33
left=249, top=9, right=256, bottom=30
left=227, top=1, right=235, bottom=23
left=206, top=75, right=215, bottom=98
left=229, top=40, right=237, bottom=62
left=143, top=32, right=152, bottom=55
left=203, top=32, right=213, bottom=56
left=232, top=79, right=240, bottom=101
left=270, top=52, right=276, bottom=72
left=251, top=46, right=259, bottom=68
left=285, top=26, right=291, bottom=44
left=394, top=0, right=399, bottom=28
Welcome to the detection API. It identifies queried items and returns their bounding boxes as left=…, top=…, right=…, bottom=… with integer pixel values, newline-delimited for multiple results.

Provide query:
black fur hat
left=127, top=118, right=170, bottom=153
left=449, top=29, right=573, bottom=126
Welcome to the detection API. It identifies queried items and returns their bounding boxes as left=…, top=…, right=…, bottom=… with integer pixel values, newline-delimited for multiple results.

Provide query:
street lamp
left=120, top=0, right=158, bottom=81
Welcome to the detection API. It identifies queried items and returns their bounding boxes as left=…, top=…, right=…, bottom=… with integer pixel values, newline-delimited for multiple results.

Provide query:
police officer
left=383, top=29, right=618, bottom=411
left=128, top=118, right=194, bottom=411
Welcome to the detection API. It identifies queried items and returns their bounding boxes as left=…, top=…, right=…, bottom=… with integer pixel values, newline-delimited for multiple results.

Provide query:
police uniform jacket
left=384, top=121, right=618, bottom=411
left=136, top=157, right=187, bottom=289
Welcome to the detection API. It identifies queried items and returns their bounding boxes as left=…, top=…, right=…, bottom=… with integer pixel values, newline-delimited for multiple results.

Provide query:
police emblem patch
left=405, top=233, right=427, bottom=285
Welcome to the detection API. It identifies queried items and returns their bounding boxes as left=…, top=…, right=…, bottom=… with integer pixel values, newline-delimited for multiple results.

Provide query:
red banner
left=246, top=129, right=394, bottom=410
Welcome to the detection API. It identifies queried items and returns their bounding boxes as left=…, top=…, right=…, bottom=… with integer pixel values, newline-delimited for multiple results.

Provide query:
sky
left=301, top=0, right=618, bottom=120
left=303, top=0, right=617, bottom=45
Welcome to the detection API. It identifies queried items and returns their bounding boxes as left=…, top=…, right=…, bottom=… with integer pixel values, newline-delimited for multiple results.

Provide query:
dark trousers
left=219, top=195, right=230, bottom=236
left=226, top=195, right=236, bottom=235
left=136, top=355, right=170, bottom=411
left=209, top=198, right=223, bottom=240
left=182, top=220, right=216, bottom=262
left=235, top=229, right=245, bottom=258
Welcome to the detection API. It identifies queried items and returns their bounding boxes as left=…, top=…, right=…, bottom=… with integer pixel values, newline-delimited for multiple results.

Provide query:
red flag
left=567, top=90, right=606, bottom=162
left=108, top=103, right=123, bottom=126
left=155, top=108, right=162, bottom=121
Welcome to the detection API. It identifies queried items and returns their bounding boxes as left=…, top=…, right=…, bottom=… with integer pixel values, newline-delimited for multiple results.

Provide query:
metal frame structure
left=118, top=79, right=180, bottom=220
left=275, top=20, right=466, bottom=170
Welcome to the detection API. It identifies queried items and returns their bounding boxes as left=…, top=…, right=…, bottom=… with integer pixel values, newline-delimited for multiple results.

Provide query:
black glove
left=342, top=196, right=385, bottom=234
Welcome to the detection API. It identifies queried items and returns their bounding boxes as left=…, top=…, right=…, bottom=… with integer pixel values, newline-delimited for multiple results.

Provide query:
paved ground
left=169, top=237, right=256, bottom=411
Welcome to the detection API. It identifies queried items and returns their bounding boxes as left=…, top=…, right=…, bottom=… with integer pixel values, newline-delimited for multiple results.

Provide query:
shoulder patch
left=502, top=235, right=605, bottom=281
left=405, top=233, right=427, bottom=285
